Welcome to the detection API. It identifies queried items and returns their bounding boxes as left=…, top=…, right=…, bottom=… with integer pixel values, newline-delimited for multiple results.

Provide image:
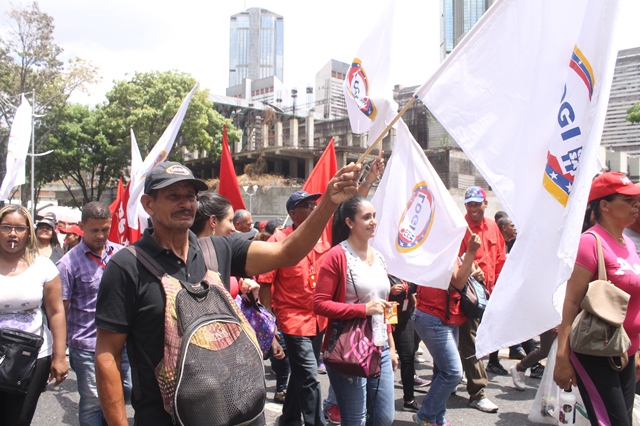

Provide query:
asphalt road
left=32, top=345, right=551, bottom=425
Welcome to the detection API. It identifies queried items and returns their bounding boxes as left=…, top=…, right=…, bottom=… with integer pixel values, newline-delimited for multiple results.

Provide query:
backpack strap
left=124, top=245, right=165, bottom=280
left=198, top=236, right=219, bottom=272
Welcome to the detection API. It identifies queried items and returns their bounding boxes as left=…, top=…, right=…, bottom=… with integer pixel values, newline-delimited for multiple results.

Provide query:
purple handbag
left=323, top=317, right=381, bottom=378
left=234, top=293, right=276, bottom=358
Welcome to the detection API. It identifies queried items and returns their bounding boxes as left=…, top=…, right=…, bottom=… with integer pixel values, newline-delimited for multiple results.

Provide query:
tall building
left=315, top=60, right=349, bottom=120
left=229, top=8, right=284, bottom=88
left=440, top=0, right=496, bottom=61
left=601, top=47, right=640, bottom=152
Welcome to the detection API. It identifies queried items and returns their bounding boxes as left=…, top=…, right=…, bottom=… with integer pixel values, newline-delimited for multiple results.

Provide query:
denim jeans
left=280, top=334, right=325, bottom=426
left=270, top=329, right=290, bottom=393
left=326, top=345, right=394, bottom=426
left=412, top=309, right=462, bottom=425
left=69, top=347, right=132, bottom=426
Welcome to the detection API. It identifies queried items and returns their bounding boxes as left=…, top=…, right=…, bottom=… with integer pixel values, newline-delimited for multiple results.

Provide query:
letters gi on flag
left=0, top=95, right=32, bottom=200
left=371, top=119, right=467, bottom=289
left=126, top=84, right=199, bottom=231
left=343, top=1, right=398, bottom=145
left=414, top=0, right=620, bottom=356
left=218, top=125, right=246, bottom=211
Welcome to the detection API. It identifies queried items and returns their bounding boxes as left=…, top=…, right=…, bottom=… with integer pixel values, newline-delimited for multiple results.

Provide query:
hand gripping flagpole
left=356, top=96, right=416, bottom=165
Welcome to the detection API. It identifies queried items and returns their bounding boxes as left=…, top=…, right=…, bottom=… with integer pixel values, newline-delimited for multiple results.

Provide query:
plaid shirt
left=58, top=239, right=122, bottom=351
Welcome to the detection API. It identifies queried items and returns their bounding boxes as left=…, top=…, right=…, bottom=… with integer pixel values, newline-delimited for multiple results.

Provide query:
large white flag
left=0, top=95, right=32, bottom=200
left=371, top=119, right=467, bottom=289
left=126, top=84, right=199, bottom=229
left=343, top=1, right=398, bottom=145
left=414, top=0, right=620, bottom=356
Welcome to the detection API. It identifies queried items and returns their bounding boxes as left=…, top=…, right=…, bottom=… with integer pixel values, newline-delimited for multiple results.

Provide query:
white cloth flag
left=0, top=95, right=32, bottom=200
left=126, top=84, right=199, bottom=229
left=414, top=0, right=620, bottom=357
left=371, top=119, right=467, bottom=289
left=343, top=1, right=398, bottom=145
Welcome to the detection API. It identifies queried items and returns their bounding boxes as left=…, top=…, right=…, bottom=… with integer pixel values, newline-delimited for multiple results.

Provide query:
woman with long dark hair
left=555, top=172, right=640, bottom=426
left=314, top=195, right=397, bottom=426
left=0, top=205, right=68, bottom=425
left=190, top=192, right=236, bottom=237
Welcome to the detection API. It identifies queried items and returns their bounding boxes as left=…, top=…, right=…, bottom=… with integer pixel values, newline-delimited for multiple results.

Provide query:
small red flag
left=109, top=179, right=141, bottom=245
left=302, top=138, right=337, bottom=244
left=218, top=125, right=246, bottom=211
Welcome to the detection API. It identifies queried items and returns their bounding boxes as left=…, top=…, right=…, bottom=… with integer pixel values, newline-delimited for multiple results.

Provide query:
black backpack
left=126, top=245, right=266, bottom=426
left=446, top=275, right=490, bottom=320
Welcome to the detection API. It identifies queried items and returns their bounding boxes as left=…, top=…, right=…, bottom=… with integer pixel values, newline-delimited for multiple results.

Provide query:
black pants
left=392, top=318, right=417, bottom=402
left=572, top=352, right=635, bottom=426
left=0, top=355, right=51, bottom=426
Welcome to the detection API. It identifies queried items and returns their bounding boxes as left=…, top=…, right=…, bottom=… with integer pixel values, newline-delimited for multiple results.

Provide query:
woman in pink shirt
left=555, top=172, right=640, bottom=426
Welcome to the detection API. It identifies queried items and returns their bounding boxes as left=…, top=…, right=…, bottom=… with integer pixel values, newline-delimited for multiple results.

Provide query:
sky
left=1, top=0, right=639, bottom=107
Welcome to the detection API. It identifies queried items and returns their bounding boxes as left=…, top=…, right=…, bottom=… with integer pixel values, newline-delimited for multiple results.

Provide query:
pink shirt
left=575, top=223, right=640, bottom=354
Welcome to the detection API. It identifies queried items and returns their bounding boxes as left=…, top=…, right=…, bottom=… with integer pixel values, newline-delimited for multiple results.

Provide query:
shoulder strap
left=585, top=231, right=606, bottom=281
left=124, top=245, right=165, bottom=281
left=198, top=236, right=219, bottom=272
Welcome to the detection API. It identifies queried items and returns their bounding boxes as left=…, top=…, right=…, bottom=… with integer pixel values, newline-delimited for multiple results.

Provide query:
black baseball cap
left=286, top=190, right=322, bottom=212
left=144, top=161, right=208, bottom=194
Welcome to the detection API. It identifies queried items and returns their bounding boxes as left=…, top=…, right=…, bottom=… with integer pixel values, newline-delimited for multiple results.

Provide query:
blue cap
left=286, top=190, right=322, bottom=212
left=464, top=186, right=487, bottom=204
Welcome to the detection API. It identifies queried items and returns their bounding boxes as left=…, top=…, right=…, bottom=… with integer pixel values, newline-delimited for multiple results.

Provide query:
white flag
left=371, top=119, right=467, bottom=289
left=414, top=0, right=620, bottom=356
left=126, top=84, right=199, bottom=229
left=343, top=1, right=398, bottom=145
left=0, top=95, right=32, bottom=200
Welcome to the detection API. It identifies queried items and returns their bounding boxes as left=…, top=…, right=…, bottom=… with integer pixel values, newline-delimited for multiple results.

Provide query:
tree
left=99, top=70, right=239, bottom=163
left=0, top=1, right=99, bottom=206
left=37, top=104, right=128, bottom=206
left=627, top=102, right=640, bottom=124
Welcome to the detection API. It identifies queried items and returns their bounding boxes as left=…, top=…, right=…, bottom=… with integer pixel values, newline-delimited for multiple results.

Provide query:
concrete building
left=226, top=75, right=290, bottom=109
left=228, top=8, right=284, bottom=88
left=601, top=47, right=640, bottom=152
left=315, top=59, right=349, bottom=120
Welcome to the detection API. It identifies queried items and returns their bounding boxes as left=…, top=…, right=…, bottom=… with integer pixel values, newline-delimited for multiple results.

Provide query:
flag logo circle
left=345, top=59, right=377, bottom=119
left=396, top=182, right=435, bottom=253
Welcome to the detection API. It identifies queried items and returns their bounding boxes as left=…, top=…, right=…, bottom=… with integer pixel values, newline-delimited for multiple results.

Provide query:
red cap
left=588, top=172, right=640, bottom=202
left=258, top=220, right=268, bottom=231
left=59, top=224, right=84, bottom=237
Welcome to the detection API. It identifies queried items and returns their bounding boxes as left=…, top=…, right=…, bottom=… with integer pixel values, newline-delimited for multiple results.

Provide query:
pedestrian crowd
left=1, top=161, right=639, bottom=426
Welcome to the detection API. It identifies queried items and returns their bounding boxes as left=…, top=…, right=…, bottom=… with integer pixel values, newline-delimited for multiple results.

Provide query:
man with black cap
left=257, top=190, right=330, bottom=426
left=94, top=161, right=361, bottom=426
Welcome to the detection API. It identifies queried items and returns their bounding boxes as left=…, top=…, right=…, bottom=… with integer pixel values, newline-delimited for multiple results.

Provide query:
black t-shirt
left=95, top=229, right=251, bottom=425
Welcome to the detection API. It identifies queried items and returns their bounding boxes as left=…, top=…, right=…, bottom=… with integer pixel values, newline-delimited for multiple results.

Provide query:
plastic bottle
left=371, top=313, right=386, bottom=346
left=557, top=388, right=576, bottom=425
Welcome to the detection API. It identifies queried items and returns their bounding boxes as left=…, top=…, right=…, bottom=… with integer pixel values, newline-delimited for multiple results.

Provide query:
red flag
left=109, top=179, right=141, bottom=245
left=302, top=138, right=337, bottom=244
left=218, top=125, right=246, bottom=211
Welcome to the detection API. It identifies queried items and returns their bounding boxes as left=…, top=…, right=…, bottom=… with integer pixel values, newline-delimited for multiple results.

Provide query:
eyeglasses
left=296, top=202, right=317, bottom=210
left=0, top=225, right=29, bottom=234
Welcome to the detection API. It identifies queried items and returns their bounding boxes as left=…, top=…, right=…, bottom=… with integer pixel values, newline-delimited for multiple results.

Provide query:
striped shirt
left=57, top=239, right=122, bottom=351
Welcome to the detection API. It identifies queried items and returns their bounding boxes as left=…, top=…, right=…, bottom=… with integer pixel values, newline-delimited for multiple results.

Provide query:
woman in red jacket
left=314, top=195, right=398, bottom=426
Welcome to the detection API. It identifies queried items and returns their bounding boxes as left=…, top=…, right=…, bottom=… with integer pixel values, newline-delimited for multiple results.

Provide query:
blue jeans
left=326, top=345, right=394, bottom=426
left=69, top=347, right=132, bottom=426
left=280, top=334, right=325, bottom=426
left=412, top=309, right=462, bottom=425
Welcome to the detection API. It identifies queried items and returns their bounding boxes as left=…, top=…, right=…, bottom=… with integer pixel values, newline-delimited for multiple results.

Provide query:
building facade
left=315, top=59, right=349, bottom=120
left=440, top=0, right=496, bottom=61
left=229, top=8, right=284, bottom=88
left=601, top=47, right=640, bottom=152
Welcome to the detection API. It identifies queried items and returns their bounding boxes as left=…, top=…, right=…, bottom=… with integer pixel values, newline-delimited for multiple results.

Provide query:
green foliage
left=100, top=70, right=239, bottom=164
left=627, top=102, right=640, bottom=124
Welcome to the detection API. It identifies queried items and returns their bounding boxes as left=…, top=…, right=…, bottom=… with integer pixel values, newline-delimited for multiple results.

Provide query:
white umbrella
left=38, top=205, right=82, bottom=224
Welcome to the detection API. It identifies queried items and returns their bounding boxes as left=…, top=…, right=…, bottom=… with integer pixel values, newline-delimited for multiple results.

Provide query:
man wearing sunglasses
left=258, top=190, right=330, bottom=426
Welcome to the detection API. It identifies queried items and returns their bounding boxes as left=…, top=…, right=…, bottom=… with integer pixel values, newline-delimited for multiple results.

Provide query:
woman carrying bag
left=0, top=205, right=68, bottom=425
left=314, top=195, right=398, bottom=426
left=555, top=172, right=640, bottom=426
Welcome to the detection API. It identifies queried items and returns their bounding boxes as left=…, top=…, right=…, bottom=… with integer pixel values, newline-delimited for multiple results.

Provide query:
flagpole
left=356, top=97, right=416, bottom=165
left=30, top=89, right=35, bottom=218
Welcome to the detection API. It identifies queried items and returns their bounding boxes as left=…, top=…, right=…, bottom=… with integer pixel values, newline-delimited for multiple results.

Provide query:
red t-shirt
left=415, top=260, right=467, bottom=326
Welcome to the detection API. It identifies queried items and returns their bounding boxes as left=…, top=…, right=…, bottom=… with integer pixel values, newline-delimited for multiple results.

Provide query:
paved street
left=32, top=345, right=549, bottom=425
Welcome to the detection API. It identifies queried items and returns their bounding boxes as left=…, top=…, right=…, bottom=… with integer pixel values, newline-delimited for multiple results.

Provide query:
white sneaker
left=511, top=366, right=526, bottom=390
left=469, top=397, right=499, bottom=413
